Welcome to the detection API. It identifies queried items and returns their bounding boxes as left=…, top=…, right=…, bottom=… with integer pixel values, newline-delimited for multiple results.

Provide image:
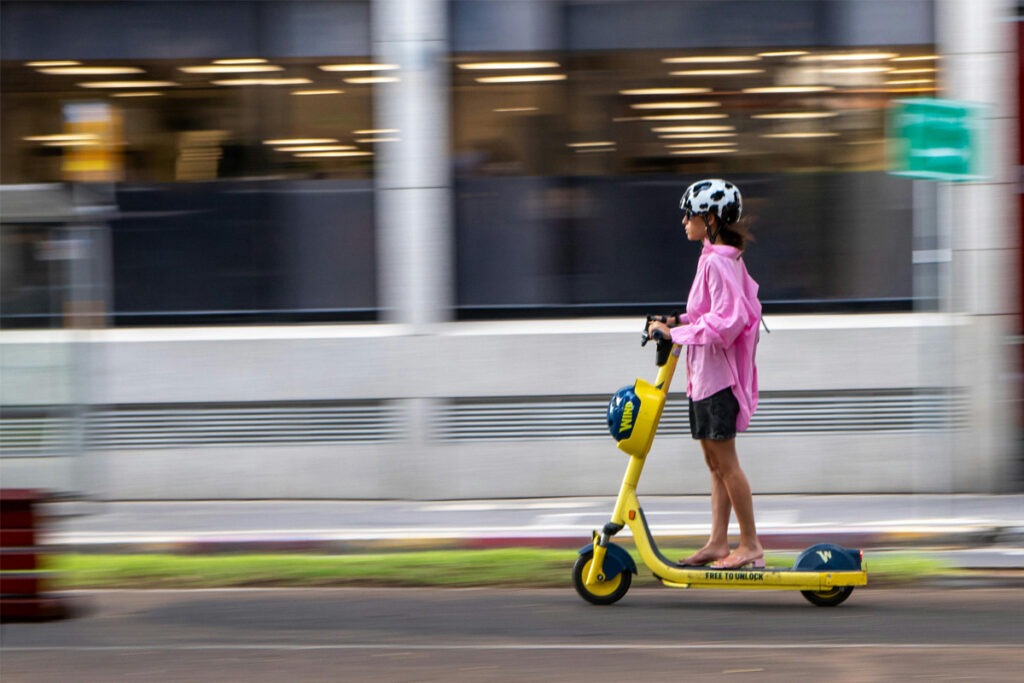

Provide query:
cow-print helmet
left=679, top=178, right=743, bottom=226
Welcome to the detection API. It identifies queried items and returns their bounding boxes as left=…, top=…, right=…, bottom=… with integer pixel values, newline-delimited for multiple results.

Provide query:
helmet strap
left=705, top=213, right=721, bottom=243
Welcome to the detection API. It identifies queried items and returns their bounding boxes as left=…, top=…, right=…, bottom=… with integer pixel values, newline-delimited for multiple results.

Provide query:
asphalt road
left=2, top=588, right=1022, bottom=682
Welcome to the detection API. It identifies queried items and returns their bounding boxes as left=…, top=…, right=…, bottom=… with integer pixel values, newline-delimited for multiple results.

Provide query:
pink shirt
left=670, top=240, right=761, bottom=432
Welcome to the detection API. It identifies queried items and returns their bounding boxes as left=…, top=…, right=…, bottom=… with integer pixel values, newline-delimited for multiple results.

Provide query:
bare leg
left=702, top=438, right=763, bottom=568
left=679, top=444, right=732, bottom=565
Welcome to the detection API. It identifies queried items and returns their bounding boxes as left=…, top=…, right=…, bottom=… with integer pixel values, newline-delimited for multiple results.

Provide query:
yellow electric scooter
left=573, top=318, right=868, bottom=607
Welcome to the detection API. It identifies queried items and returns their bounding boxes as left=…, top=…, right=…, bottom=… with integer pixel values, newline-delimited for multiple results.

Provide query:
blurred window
left=1, top=1, right=378, bottom=327
left=451, top=0, right=937, bottom=317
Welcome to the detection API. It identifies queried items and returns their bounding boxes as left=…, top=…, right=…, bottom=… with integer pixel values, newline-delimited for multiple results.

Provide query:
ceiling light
left=883, top=86, right=938, bottom=93
left=752, top=112, right=838, bottom=119
left=630, top=101, right=722, bottom=110
left=23, top=134, right=98, bottom=143
left=213, top=58, right=268, bottom=65
left=889, top=68, right=937, bottom=75
left=180, top=64, right=284, bottom=73
left=663, top=56, right=760, bottom=64
left=890, top=55, right=940, bottom=62
left=671, top=148, right=737, bottom=155
left=294, top=151, right=373, bottom=158
left=757, top=51, right=809, bottom=58
left=26, top=60, right=81, bottom=67
left=263, top=138, right=339, bottom=145
left=274, top=145, right=357, bottom=152
left=344, top=76, right=400, bottom=84
left=38, top=66, right=145, bottom=75
left=355, top=138, right=400, bottom=143
left=659, top=132, right=737, bottom=139
left=761, top=132, right=839, bottom=138
left=653, top=125, right=735, bottom=133
left=354, top=129, right=398, bottom=135
left=885, top=79, right=934, bottom=86
left=44, top=140, right=100, bottom=147
left=641, top=114, right=729, bottom=121
left=458, top=61, right=559, bottom=70
left=567, top=141, right=615, bottom=148
left=319, top=63, right=399, bottom=72
left=666, top=142, right=736, bottom=148
left=819, top=66, right=893, bottom=74
left=801, top=52, right=899, bottom=62
left=77, top=80, right=178, bottom=88
left=670, top=69, right=765, bottom=76
left=475, top=74, right=566, bottom=83
left=493, top=107, right=539, bottom=112
left=742, top=86, right=834, bottom=94
left=212, top=78, right=312, bottom=86
left=110, top=92, right=164, bottom=98
left=619, top=88, right=710, bottom=95
left=291, top=89, right=344, bottom=96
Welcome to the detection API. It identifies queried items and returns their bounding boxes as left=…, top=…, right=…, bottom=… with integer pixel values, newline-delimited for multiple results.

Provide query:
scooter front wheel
left=572, top=550, right=632, bottom=605
left=801, top=586, right=854, bottom=607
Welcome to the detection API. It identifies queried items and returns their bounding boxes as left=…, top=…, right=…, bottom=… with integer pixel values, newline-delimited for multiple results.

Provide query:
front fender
left=578, top=542, right=638, bottom=578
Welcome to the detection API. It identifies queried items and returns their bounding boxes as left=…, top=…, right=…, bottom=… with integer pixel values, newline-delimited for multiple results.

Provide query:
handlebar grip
left=642, top=314, right=670, bottom=349
left=643, top=316, right=674, bottom=366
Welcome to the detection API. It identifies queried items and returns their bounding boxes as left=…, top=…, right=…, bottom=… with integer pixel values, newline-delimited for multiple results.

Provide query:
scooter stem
left=613, top=343, right=680, bottom=522
left=586, top=344, right=682, bottom=589
left=653, top=342, right=681, bottom=395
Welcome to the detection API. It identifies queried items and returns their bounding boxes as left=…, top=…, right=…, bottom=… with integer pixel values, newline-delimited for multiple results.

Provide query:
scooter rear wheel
left=573, top=550, right=632, bottom=605
left=801, top=586, right=854, bottom=607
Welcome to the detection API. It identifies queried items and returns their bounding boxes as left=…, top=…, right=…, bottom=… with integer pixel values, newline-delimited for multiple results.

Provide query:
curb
left=48, top=528, right=1017, bottom=555
left=47, top=532, right=1024, bottom=587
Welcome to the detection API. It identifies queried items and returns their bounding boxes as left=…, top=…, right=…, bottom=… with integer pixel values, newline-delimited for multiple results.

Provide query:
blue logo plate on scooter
left=608, top=386, right=640, bottom=442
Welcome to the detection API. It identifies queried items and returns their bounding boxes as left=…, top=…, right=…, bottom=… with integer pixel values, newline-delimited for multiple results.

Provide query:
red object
left=0, top=551, right=40, bottom=571
left=0, top=489, right=74, bottom=621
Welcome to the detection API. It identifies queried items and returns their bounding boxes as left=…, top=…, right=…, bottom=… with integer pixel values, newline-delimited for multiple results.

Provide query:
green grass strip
left=43, top=549, right=955, bottom=590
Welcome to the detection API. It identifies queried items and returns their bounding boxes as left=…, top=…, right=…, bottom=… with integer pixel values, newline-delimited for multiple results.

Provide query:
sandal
left=677, top=550, right=729, bottom=567
left=709, top=556, right=766, bottom=570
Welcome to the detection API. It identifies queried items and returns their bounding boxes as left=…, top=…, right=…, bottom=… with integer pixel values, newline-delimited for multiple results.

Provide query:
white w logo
left=816, top=550, right=832, bottom=563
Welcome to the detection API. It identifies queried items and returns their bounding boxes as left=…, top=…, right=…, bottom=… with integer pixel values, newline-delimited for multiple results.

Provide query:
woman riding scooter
left=646, top=179, right=764, bottom=570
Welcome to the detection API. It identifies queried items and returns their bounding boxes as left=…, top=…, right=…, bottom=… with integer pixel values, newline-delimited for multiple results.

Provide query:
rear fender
left=793, top=543, right=863, bottom=571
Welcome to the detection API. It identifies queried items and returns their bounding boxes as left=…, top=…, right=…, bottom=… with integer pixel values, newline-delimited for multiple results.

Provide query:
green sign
left=887, top=98, right=986, bottom=181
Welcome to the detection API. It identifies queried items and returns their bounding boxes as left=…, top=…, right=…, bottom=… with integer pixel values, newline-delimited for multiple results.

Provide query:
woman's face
left=682, top=211, right=708, bottom=242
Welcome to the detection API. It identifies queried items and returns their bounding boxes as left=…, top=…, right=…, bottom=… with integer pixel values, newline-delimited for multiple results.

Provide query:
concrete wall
left=4, top=313, right=1016, bottom=500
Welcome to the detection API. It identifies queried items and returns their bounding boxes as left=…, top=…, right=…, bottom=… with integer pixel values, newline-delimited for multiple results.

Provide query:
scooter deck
left=632, top=509, right=867, bottom=591
left=656, top=564, right=868, bottom=590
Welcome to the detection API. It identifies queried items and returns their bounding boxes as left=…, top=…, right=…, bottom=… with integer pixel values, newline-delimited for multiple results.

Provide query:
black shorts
left=688, top=387, right=739, bottom=441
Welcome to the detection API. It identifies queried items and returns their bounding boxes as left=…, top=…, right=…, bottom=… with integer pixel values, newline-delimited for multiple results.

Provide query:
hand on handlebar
left=647, top=320, right=672, bottom=341
left=643, top=315, right=679, bottom=366
left=642, top=313, right=684, bottom=347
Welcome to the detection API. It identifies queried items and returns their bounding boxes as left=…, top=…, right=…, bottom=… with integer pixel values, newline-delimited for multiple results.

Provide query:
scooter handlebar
left=641, top=315, right=674, bottom=367
left=640, top=314, right=666, bottom=346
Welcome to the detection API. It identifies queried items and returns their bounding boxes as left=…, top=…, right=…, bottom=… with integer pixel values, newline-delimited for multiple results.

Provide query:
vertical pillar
left=372, top=0, right=453, bottom=329
left=938, top=0, right=1020, bottom=489
left=371, top=0, right=452, bottom=497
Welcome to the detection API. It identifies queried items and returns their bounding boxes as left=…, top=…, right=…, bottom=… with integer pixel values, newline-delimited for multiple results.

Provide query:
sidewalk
left=42, top=494, right=1024, bottom=569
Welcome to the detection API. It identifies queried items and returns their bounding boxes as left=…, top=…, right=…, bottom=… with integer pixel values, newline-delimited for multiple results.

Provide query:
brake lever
left=643, top=314, right=674, bottom=367
left=642, top=314, right=670, bottom=346
left=641, top=314, right=664, bottom=347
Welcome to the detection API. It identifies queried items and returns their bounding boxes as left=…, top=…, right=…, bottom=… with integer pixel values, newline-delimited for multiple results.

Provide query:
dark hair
left=711, top=214, right=753, bottom=251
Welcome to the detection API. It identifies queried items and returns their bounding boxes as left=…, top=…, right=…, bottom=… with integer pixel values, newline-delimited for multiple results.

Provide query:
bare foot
left=678, top=545, right=730, bottom=566
left=710, top=547, right=764, bottom=569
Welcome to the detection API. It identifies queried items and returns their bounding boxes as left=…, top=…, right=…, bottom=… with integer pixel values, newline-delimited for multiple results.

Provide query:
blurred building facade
left=1, top=0, right=1020, bottom=499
